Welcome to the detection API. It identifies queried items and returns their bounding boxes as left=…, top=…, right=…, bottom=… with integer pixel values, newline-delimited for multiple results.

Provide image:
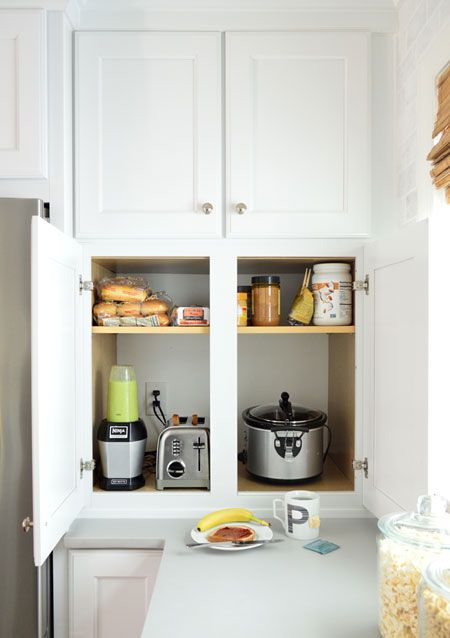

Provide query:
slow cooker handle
left=279, top=391, right=294, bottom=420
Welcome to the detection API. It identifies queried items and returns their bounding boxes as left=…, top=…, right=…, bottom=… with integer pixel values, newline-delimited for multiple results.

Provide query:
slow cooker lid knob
left=279, top=391, right=294, bottom=421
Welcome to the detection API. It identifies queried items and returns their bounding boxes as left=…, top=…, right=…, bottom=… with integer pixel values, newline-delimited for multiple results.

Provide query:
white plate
left=190, top=522, right=273, bottom=551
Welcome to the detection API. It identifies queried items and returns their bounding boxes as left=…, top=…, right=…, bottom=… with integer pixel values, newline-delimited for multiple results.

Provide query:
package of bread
left=207, top=526, right=256, bottom=543
left=141, top=298, right=170, bottom=316
left=93, top=302, right=118, bottom=322
left=117, top=302, right=142, bottom=317
left=97, top=276, right=151, bottom=303
left=136, top=313, right=170, bottom=327
left=171, top=306, right=210, bottom=326
left=118, top=316, right=138, bottom=327
left=96, top=316, right=121, bottom=327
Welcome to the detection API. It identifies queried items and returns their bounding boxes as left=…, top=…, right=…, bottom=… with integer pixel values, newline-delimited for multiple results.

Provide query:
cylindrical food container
left=419, top=558, right=450, bottom=638
left=378, top=495, right=450, bottom=638
left=237, top=285, right=252, bottom=326
left=312, top=263, right=352, bottom=326
left=251, top=276, right=280, bottom=327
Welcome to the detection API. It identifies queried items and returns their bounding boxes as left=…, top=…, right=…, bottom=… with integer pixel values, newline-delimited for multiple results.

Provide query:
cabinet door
left=0, top=10, right=46, bottom=177
left=32, top=218, right=85, bottom=566
left=363, top=221, right=428, bottom=518
left=75, top=32, right=221, bottom=239
left=69, top=549, right=162, bottom=638
left=226, top=32, right=370, bottom=238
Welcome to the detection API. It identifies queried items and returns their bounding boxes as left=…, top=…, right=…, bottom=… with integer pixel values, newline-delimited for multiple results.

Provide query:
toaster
left=156, top=417, right=210, bottom=490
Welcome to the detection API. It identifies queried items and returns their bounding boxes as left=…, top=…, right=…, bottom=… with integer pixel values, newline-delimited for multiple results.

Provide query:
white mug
left=273, top=490, right=320, bottom=540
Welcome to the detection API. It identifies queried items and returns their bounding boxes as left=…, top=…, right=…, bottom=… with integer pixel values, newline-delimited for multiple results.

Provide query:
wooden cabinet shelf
left=238, top=326, right=355, bottom=335
left=92, top=326, right=209, bottom=334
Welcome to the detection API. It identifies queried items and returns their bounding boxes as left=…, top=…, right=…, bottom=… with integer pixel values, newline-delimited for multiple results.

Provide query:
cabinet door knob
left=236, top=203, right=247, bottom=215
left=202, top=203, right=213, bottom=215
left=21, top=517, right=34, bottom=533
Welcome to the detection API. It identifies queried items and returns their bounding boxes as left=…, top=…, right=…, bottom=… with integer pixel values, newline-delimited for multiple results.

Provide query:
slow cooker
left=242, top=391, right=331, bottom=482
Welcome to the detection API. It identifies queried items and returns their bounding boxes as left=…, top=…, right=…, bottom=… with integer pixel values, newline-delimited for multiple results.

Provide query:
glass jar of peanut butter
left=251, top=276, right=280, bottom=326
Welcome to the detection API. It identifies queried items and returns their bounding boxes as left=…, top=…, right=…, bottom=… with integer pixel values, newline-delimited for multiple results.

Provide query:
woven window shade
left=428, top=64, right=450, bottom=204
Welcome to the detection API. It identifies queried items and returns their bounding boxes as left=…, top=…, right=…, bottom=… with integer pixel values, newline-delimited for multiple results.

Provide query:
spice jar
left=419, top=558, right=450, bottom=638
left=251, top=276, right=280, bottom=327
left=237, top=286, right=252, bottom=326
left=377, top=495, right=450, bottom=638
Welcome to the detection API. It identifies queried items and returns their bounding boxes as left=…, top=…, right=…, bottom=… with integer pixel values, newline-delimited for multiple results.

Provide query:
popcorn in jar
left=419, top=559, right=450, bottom=638
left=377, top=495, right=450, bottom=638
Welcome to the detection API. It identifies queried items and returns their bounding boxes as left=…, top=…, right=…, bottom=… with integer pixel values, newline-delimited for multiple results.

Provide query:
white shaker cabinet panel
left=32, top=218, right=85, bottom=567
left=226, top=32, right=370, bottom=238
left=0, top=10, right=46, bottom=177
left=69, top=549, right=162, bottom=638
left=75, top=32, right=221, bottom=238
left=363, top=221, right=428, bottom=518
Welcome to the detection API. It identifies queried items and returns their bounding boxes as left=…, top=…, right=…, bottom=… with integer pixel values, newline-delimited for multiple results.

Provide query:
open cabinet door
left=32, top=217, right=85, bottom=566
left=363, top=220, right=428, bottom=519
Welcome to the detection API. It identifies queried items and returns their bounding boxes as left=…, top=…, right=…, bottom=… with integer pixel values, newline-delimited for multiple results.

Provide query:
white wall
left=396, top=0, right=450, bottom=222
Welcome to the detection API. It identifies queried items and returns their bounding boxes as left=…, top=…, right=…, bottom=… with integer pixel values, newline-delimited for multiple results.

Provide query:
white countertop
left=65, top=517, right=380, bottom=638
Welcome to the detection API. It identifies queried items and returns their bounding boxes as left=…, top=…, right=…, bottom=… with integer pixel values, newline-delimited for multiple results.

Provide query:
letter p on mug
left=273, top=490, right=320, bottom=540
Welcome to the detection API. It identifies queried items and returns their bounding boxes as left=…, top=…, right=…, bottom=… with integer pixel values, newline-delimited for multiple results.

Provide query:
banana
left=196, top=508, right=270, bottom=532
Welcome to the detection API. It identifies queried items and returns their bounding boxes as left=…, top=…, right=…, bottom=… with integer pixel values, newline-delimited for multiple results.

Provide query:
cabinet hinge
left=352, top=275, right=369, bottom=295
left=352, top=458, right=369, bottom=478
left=80, top=458, right=96, bottom=478
left=79, top=276, right=94, bottom=295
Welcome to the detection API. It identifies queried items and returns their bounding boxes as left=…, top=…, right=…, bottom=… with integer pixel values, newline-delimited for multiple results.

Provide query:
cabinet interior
left=91, top=257, right=210, bottom=492
left=237, top=257, right=356, bottom=493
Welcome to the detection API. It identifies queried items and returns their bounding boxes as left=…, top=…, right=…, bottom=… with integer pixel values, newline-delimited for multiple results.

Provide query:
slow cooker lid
left=244, top=392, right=327, bottom=430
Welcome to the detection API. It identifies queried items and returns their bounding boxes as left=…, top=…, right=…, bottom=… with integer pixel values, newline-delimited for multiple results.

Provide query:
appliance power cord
left=323, top=425, right=332, bottom=463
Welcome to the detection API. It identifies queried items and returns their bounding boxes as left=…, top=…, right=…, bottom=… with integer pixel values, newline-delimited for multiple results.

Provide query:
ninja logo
left=287, top=504, right=310, bottom=533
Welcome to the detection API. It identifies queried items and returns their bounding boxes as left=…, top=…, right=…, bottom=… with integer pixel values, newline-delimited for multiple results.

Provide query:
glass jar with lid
left=377, top=494, right=450, bottom=638
left=251, top=276, right=280, bottom=327
left=419, top=558, right=450, bottom=638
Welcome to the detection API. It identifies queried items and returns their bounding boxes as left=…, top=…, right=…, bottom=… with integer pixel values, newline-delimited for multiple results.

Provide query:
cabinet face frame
left=77, top=239, right=367, bottom=518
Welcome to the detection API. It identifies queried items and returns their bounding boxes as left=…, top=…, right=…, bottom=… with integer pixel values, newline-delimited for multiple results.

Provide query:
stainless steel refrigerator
left=0, top=198, right=52, bottom=637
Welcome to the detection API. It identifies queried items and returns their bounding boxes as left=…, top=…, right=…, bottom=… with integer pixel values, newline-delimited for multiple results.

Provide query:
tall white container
left=312, top=263, right=352, bottom=326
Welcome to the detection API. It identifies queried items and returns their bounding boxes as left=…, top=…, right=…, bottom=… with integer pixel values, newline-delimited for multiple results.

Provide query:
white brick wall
left=396, top=0, right=450, bottom=222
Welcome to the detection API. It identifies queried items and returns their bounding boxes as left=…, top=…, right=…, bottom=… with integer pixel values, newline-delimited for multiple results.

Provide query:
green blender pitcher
left=107, top=365, right=139, bottom=422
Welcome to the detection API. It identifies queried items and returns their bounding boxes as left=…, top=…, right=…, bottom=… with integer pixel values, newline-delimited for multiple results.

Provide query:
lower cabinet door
left=69, top=549, right=162, bottom=638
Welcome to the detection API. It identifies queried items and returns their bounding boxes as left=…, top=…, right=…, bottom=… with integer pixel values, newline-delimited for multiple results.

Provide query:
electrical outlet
left=145, top=381, right=169, bottom=424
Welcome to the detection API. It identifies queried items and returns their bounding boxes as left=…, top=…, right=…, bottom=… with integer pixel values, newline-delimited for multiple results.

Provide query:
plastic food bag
left=288, top=269, right=314, bottom=326
left=97, top=276, right=151, bottom=303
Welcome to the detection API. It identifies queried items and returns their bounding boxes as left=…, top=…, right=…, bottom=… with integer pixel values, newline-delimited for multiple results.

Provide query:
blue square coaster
left=303, top=539, right=340, bottom=555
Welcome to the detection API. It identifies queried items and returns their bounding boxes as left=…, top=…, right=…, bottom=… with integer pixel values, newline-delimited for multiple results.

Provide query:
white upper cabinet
left=32, top=218, right=85, bottom=566
left=226, top=32, right=370, bottom=238
left=0, top=10, right=46, bottom=178
left=363, top=221, right=428, bottom=518
left=75, top=32, right=222, bottom=239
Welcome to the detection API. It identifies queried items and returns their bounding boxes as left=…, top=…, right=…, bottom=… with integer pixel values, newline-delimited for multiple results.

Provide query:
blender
left=97, top=365, right=147, bottom=490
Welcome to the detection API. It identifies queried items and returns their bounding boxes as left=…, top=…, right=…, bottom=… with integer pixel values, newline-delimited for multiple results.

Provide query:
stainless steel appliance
left=0, top=198, right=52, bottom=637
left=97, top=365, right=147, bottom=490
left=241, top=392, right=331, bottom=482
left=156, top=417, right=210, bottom=490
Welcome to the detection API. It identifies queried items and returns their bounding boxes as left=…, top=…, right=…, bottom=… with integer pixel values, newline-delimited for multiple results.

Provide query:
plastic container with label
left=251, top=276, right=280, bottom=327
left=419, top=558, right=450, bottom=638
left=312, top=263, right=352, bottom=326
left=237, top=285, right=252, bottom=326
left=377, top=495, right=450, bottom=638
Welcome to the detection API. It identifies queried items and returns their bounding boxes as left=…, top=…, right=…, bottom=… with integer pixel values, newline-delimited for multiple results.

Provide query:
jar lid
left=378, top=495, right=450, bottom=549
left=423, top=558, right=450, bottom=600
left=313, top=263, right=351, bottom=273
left=242, top=392, right=327, bottom=430
left=251, top=275, right=281, bottom=285
left=237, top=286, right=252, bottom=292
